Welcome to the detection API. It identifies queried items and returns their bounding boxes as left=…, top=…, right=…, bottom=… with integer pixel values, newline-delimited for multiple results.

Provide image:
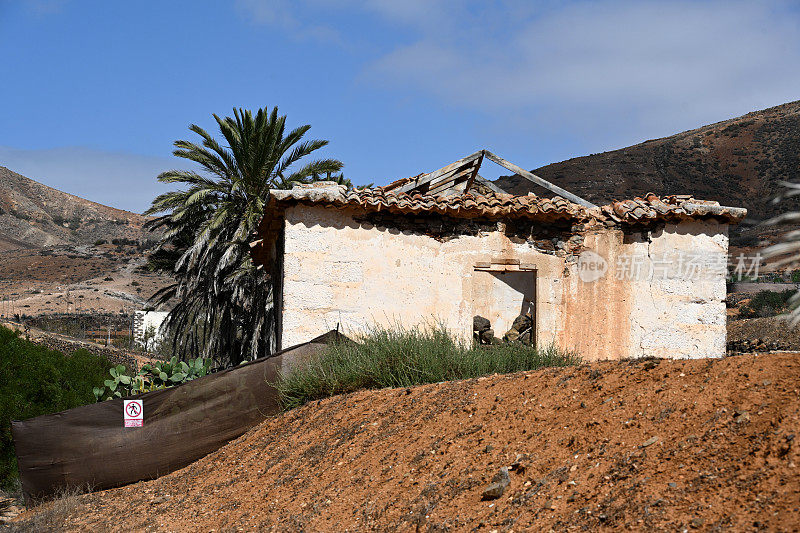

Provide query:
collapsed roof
left=379, top=149, right=596, bottom=208
left=263, top=149, right=746, bottom=226
left=251, top=151, right=746, bottom=269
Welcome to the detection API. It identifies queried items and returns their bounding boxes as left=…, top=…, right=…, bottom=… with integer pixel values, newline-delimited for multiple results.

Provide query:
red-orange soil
left=22, top=353, right=800, bottom=531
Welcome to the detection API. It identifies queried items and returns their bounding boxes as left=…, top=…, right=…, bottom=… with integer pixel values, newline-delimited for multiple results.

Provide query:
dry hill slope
left=497, top=100, right=800, bottom=240
left=24, top=352, right=800, bottom=532
left=0, top=166, right=152, bottom=250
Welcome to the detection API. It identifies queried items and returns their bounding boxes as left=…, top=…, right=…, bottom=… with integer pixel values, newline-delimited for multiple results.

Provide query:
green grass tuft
left=276, top=324, right=581, bottom=410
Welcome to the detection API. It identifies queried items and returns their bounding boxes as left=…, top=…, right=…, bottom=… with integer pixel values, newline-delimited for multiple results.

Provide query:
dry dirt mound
left=21, top=353, right=800, bottom=531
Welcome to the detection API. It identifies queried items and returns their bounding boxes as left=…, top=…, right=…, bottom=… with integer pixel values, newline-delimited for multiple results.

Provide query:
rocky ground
left=727, top=317, right=800, bottom=352
left=10, top=352, right=800, bottom=531
left=0, top=245, right=171, bottom=316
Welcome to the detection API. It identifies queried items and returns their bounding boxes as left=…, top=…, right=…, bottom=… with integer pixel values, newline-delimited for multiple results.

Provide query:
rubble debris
left=503, top=313, right=533, bottom=345
left=473, top=315, right=496, bottom=345
left=473, top=314, right=534, bottom=345
left=727, top=338, right=789, bottom=354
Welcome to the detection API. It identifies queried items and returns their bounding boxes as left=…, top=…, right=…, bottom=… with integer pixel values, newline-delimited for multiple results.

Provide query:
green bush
left=276, top=324, right=581, bottom=410
left=93, top=356, right=212, bottom=401
left=0, top=326, right=112, bottom=490
left=739, top=289, right=796, bottom=318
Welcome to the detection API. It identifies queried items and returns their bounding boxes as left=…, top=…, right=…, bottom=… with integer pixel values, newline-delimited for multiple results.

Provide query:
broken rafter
left=462, top=151, right=483, bottom=194
left=388, top=149, right=594, bottom=208
left=426, top=162, right=480, bottom=195
left=473, top=175, right=507, bottom=195
left=391, top=150, right=483, bottom=195
left=482, top=150, right=596, bottom=208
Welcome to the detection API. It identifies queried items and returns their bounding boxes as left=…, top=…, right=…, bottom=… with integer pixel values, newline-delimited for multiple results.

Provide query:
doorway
left=471, top=267, right=536, bottom=345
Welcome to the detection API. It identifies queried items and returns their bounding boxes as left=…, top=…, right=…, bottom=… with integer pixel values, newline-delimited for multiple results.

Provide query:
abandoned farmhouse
left=250, top=150, right=746, bottom=361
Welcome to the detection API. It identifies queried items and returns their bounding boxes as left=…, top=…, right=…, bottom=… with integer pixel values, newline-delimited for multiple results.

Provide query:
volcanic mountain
left=0, top=166, right=152, bottom=251
left=496, top=100, right=800, bottom=245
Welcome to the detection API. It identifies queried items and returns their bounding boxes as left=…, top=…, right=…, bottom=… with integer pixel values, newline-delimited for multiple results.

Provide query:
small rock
left=481, top=482, right=506, bottom=500
left=492, top=467, right=511, bottom=485
left=542, top=500, right=556, bottom=510
left=690, top=518, right=705, bottom=528
left=735, top=411, right=750, bottom=424
left=641, top=436, right=659, bottom=448
left=481, top=467, right=510, bottom=501
left=473, top=315, right=491, bottom=332
left=668, top=482, right=677, bottom=488
left=509, top=454, right=527, bottom=473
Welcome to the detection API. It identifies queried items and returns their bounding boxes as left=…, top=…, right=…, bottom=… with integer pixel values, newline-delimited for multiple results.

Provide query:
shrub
left=276, top=324, right=581, bottom=410
left=739, top=289, right=796, bottom=318
left=9, top=209, right=31, bottom=221
left=93, top=357, right=212, bottom=401
left=8, top=484, right=90, bottom=530
left=0, top=326, right=112, bottom=490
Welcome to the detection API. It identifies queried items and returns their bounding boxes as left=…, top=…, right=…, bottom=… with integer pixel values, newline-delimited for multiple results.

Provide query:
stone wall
left=279, top=205, right=728, bottom=360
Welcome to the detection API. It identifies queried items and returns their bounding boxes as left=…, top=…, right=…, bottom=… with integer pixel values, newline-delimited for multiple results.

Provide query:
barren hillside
left=0, top=167, right=173, bottom=314
left=497, top=100, right=800, bottom=245
left=21, top=352, right=800, bottom=531
left=0, top=166, right=152, bottom=251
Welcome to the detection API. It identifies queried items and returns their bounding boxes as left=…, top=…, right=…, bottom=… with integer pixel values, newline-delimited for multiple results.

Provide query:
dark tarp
left=12, top=331, right=345, bottom=501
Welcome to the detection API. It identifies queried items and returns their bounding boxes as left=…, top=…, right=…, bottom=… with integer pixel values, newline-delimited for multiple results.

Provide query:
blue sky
left=1, top=0, right=799, bottom=213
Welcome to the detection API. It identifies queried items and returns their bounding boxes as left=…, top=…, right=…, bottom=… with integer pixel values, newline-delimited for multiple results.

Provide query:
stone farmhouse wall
left=279, top=204, right=728, bottom=361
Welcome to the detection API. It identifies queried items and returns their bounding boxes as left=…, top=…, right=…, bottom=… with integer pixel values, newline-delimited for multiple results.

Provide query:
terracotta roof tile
left=269, top=183, right=583, bottom=221
left=267, top=183, right=746, bottom=225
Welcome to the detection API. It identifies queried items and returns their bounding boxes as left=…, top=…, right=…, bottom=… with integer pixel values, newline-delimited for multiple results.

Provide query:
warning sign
left=123, top=399, right=143, bottom=428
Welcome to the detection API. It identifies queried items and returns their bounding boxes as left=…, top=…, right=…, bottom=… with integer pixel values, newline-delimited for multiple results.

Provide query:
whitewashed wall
left=279, top=204, right=729, bottom=360
left=626, top=221, right=729, bottom=359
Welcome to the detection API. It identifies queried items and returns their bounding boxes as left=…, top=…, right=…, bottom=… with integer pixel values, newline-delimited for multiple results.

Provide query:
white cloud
left=234, top=0, right=343, bottom=43
left=362, top=0, right=800, bottom=147
left=0, top=146, right=175, bottom=214
left=232, top=0, right=800, bottom=149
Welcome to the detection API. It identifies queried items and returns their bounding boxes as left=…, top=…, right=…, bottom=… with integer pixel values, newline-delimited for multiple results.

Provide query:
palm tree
left=146, top=106, right=343, bottom=366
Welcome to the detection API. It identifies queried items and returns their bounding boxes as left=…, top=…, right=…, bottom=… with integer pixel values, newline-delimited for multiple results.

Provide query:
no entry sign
left=123, top=399, right=143, bottom=428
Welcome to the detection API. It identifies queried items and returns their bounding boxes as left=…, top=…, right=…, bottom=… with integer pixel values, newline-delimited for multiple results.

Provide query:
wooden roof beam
left=474, top=175, right=508, bottom=195
left=483, top=150, right=596, bottom=208
left=391, top=150, right=484, bottom=194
